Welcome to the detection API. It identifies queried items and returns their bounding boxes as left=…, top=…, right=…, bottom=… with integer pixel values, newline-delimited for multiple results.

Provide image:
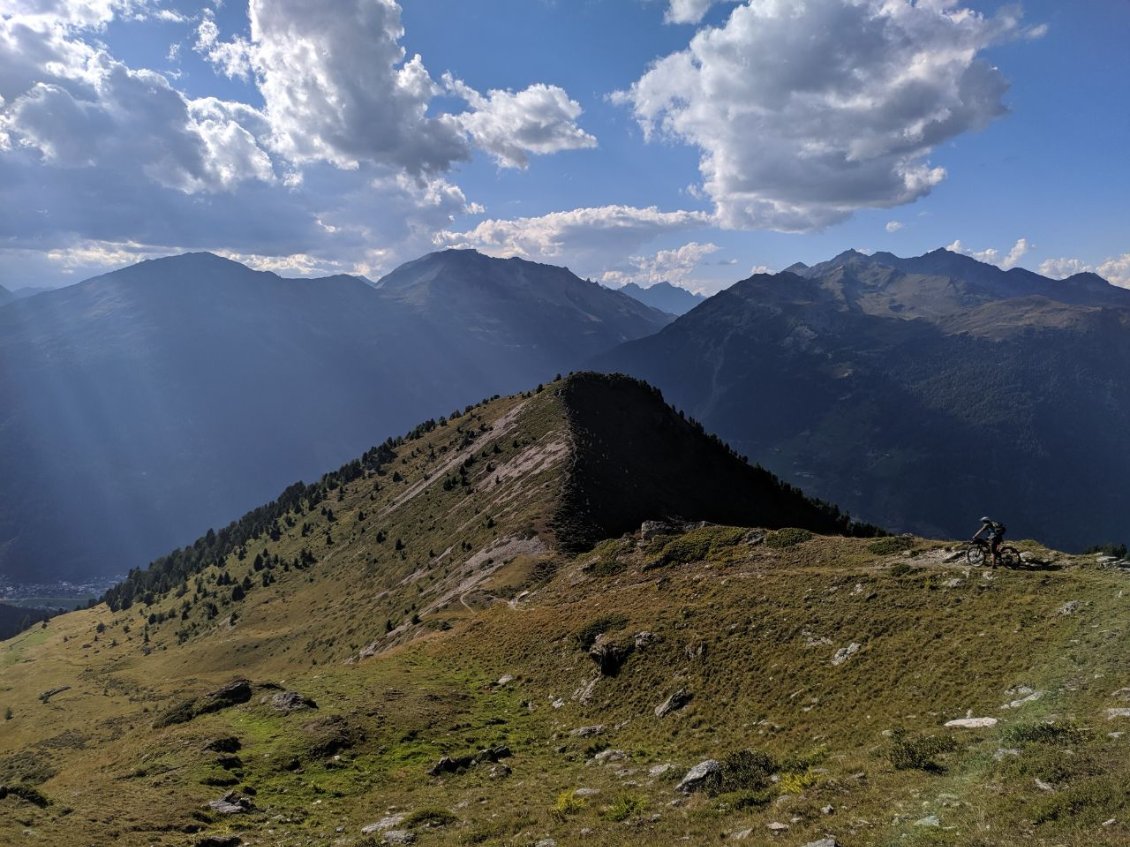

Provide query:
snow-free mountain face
left=594, top=249, right=1130, bottom=551
left=617, top=281, right=705, bottom=316
left=0, top=283, right=14, bottom=307
left=0, top=251, right=670, bottom=584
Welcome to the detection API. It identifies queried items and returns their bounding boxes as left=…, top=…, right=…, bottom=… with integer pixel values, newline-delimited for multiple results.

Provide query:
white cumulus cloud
left=435, top=205, right=711, bottom=277
left=616, top=0, right=1043, bottom=231
left=601, top=241, right=719, bottom=286
left=197, top=0, right=467, bottom=174
left=443, top=75, right=597, bottom=169
left=1, top=0, right=598, bottom=285
left=665, top=0, right=727, bottom=25
left=1040, top=254, right=1130, bottom=289
left=886, top=221, right=904, bottom=233
left=947, top=237, right=1030, bottom=270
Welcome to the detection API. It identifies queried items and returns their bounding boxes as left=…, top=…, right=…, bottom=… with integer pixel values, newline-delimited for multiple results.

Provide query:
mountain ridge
left=616, top=280, right=705, bottom=316
left=0, top=250, right=669, bottom=584
left=593, top=249, right=1130, bottom=550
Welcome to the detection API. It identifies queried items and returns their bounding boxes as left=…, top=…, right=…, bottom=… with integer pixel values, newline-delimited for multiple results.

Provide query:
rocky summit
left=1, top=374, right=1128, bottom=847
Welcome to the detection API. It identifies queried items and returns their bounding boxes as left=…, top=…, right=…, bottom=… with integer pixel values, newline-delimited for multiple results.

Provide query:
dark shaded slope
left=552, top=373, right=872, bottom=551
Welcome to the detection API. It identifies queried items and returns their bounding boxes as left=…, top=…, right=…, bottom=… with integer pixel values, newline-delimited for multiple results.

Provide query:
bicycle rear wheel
left=999, top=547, right=1022, bottom=568
left=966, top=544, right=985, bottom=566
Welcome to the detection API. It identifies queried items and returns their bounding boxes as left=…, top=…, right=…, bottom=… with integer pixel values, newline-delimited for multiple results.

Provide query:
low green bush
left=888, top=730, right=957, bottom=772
left=765, top=528, right=813, bottom=549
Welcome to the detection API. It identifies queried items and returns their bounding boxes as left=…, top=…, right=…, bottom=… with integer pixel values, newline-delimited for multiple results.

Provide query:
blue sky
left=1, top=0, right=1127, bottom=292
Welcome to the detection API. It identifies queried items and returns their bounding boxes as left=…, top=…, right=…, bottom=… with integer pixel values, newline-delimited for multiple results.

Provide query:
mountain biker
left=972, top=516, right=1006, bottom=567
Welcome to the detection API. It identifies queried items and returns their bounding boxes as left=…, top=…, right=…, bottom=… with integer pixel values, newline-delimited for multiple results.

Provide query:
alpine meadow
left=2, top=2, right=1129, bottom=847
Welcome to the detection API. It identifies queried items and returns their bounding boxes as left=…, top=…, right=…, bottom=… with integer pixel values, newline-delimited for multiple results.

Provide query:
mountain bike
left=966, top=538, right=1021, bottom=568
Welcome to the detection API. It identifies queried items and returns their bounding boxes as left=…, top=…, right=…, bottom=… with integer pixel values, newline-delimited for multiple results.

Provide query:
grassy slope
left=1, top=379, right=1128, bottom=847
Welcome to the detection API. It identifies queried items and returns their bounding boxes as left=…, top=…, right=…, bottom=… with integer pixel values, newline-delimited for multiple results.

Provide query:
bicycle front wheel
left=966, top=545, right=985, bottom=566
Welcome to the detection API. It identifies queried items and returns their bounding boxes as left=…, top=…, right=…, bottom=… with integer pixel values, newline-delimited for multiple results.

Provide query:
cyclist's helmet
left=980, top=516, right=992, bottom=523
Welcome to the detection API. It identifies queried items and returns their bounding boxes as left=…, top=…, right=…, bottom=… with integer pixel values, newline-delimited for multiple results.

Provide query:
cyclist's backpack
left=993, top=521, right=1007, bottom=534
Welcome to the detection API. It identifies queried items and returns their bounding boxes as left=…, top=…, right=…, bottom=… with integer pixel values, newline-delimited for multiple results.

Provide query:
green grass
left=1, top=381, right=1127, bottom=847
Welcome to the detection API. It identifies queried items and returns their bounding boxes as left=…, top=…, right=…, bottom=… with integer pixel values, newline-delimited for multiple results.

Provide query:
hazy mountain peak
left=617, top=280, right=705, bottom=316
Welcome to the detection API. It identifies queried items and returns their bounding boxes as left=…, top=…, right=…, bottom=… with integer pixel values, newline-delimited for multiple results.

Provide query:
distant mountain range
left=617, top=281, right=705, bottom=315
left=594, top=248, right=1130, bottom=551
left=0, top=283, right=14, bottom=307
left=5, top=244, right=1128, bottom=584
left=0, top=250, right=668, bottom=583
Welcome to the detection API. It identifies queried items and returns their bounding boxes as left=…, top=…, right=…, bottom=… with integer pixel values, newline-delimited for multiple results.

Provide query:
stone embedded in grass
left=634, top=631, right=659, bottom=650
left=206, top=790, right=253, bottom=814
left=1107, top=708, right=1130, bottom=719
left=570, top=725, right=605, bottom=737
left=194, top=836, right=242, bottom=847
left=766, top=820, right=789, bottom=832
left=37, top=686, right=70, bottom=704
left=269, top=690, right=318, bottom=712
left=592, top=749, right=626, bottom=764
left=1002, top=689, right=1044, bottom=709
left=655, top=689, right=693, bottom=718
left=361, top=813, right=406, bottom=834
left=831, top=642, right=861, bottom=666
left=588, top=634, right=633, bottom=676
left=202, top=736, right=242, bottom=753
left=944, top=717, right=998, bottom=728
left=676, top=759, right=721, bottom=793
left=1058, top=600, right=1082, bottom=616
left=428, top=745, right=510, bottom=776
left=383, top=830, right=415, bottom=845
left=914, top=815, right=941, bottom=827
left=801, top=839, right=839, bottom=847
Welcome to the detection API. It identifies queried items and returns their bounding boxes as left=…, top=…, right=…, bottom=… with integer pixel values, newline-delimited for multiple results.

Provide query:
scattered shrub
left=869, top=536, right=915, bottom=555
left=1029, top=776, right=1128, bottom=825
left=404, top=807, right=458, bottom=828
left=584, top=540, right=630, bottom=576
left=705, top=750, right=778, bottom=796
left=887, top=730, right=957, bottom=772
left=648, top=526, right=749, bottom=569
left=1003, top=722, right=1088, bottom=747
left=601, top=793, right=647, bottom=822
left=552, top=790, right=587, bottom=818
left=764, top=528, right=813, bottom=548
left=777, top=769, right=819, bottom=794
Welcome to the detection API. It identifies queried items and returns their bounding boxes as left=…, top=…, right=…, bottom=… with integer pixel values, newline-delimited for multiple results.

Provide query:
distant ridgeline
left=100, top=400, right=496, bottom=612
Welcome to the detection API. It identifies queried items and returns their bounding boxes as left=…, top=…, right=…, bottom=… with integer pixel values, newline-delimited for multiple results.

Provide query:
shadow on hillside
left=1011, top=560, right=1063, bottom=572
